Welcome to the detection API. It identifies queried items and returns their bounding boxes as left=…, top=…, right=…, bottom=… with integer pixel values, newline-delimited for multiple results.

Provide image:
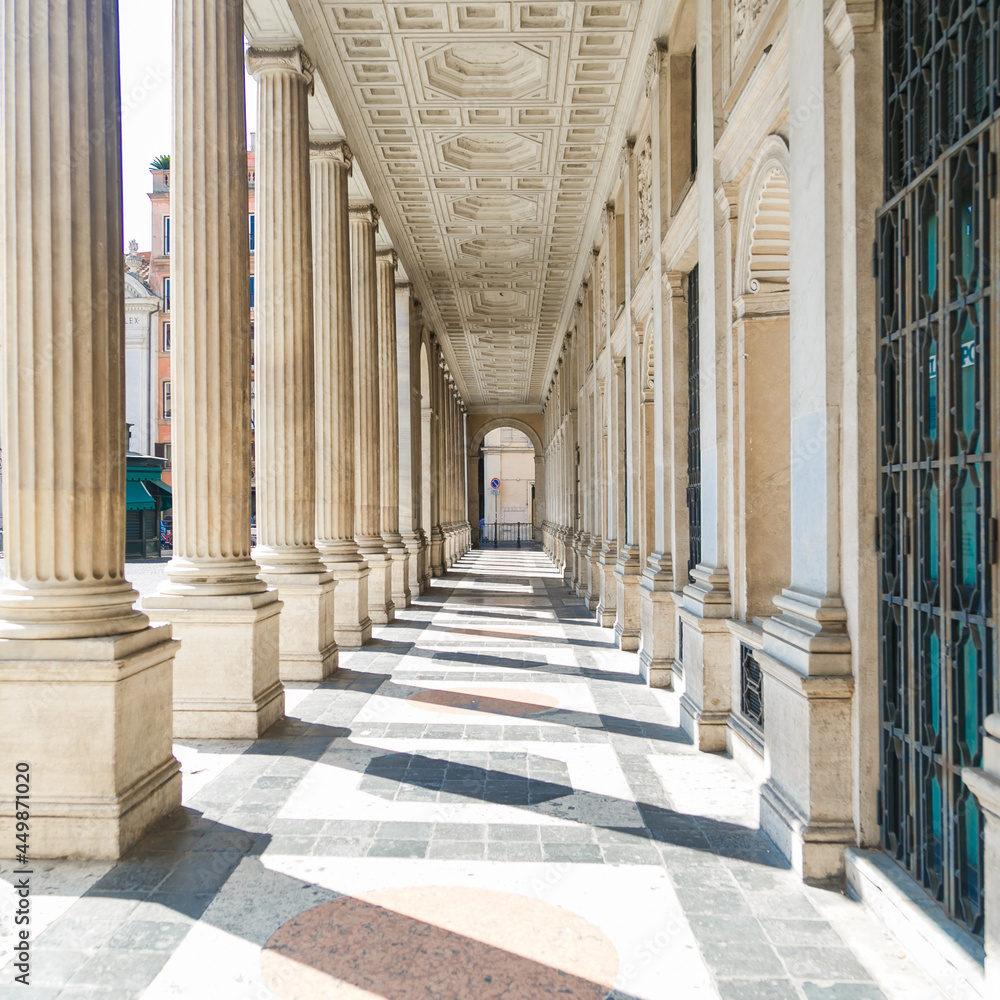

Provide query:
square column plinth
left=327, top=562, right=373, bottom=649
left=0, top=626, right=181, bottom=859
left=142, top=591, right=284, bottom=738
left=260, top=573, right=338, bottom=682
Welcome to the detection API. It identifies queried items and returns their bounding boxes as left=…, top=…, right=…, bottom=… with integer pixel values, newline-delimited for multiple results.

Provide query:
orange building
left=145, top=138, right=257, bottom=503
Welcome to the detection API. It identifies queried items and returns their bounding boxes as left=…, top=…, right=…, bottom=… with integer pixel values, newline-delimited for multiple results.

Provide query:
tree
left=150, top=153, right=170, bottom=171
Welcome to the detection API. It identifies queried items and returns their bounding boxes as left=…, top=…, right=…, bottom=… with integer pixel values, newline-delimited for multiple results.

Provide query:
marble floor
left=0, top=549, right=945, bottom=999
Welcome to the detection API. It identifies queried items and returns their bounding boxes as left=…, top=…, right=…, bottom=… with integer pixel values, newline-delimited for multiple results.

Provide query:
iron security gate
left=877, top=0, right=1000, bottom=937
left=687, top=265, right=701, bottom=583
left=482, top=522, right=534, bottom=548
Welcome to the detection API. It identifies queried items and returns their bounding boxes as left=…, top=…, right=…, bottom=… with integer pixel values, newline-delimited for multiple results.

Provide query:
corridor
left=1, top=551, right=940, bottom=999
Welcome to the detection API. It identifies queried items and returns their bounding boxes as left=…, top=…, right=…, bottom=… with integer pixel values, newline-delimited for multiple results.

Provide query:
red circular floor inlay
left=261, top=886, right=619, bottom=1000
left=405, top=687, right=560, bottom=717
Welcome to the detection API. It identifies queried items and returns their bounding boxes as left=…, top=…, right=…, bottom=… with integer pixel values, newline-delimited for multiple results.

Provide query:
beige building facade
left=1, top=0, right=999, bottom=994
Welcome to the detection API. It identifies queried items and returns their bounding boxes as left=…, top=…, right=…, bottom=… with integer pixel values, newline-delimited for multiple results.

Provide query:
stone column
left=376, top=248, right=410, bottom=606
left=350, top=205, right=394, bottom=623
left=397, top=284, right=426, bottom=594
left=428, top=344, right=445, bottom=576
left=965, top=715, right=1000, bottom=994
left=310, top=141, right=371, bottom=647
left=0, top=0, right=179, bottom=858
left=145, top=0, right=283, bottom=739
left=247, top=46, right=337, bottom=680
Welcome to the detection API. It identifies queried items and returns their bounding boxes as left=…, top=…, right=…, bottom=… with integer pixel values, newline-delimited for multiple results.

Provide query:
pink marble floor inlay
left=405, top=687, right=560, bottom=717
left=261, top=886, right=619, bottom=1000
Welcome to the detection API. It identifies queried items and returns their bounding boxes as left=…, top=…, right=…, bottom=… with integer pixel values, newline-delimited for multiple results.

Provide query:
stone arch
left=734, top=135, right=791, bottom=298
left=467, top=416, right=542, bottom=458
left=467, top=417, right=544, bottom=547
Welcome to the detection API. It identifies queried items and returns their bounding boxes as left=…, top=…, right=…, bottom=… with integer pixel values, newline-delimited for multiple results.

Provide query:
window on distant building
left=162, top=322, right=171, bottom=352
left=249, top=213, right=255, bottom=253
left=163, top=216, right=170, bottom=255
left=164, top=278, right=170, bottom=313
left=249, top=275, right=254, bottom=310
left=162, top=380, right=171, bottom=420
left=154, top=442, right=172, bottom=464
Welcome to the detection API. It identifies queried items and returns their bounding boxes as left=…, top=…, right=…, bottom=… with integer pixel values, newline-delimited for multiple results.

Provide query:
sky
left=119, top=1, right=257, bottom=252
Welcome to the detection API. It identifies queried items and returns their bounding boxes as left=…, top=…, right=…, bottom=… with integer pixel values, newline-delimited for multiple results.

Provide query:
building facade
left=1, top=0, right=999, bottom=995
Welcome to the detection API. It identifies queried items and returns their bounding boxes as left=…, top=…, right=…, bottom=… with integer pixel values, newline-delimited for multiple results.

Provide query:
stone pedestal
left=638, top=552, right=676, bottom=688
left=0, top=0, right=179, bottom=857
left=758, top=591, right=855, bottom=883
left=614, top=544, right=642, bottom=651
left=403, top=530, right=427, bottom=597
left=964, top=714, right=1000, bottom=994
left=678, top=566, right=733, bottom=751
left=585, top=537, right=602, bottom=611
left=146, top=0, right=283, bottom=738
left=596, top=542, right=618, bottom=627
left=144, top=595, right=283, bottom=737
left=248, top=45, right=337, bottom=680
left=0, top=628, right=181, bottom=860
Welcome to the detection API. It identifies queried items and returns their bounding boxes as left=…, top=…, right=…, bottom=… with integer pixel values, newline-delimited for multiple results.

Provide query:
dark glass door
left=878, top=0, right=999, bottom=937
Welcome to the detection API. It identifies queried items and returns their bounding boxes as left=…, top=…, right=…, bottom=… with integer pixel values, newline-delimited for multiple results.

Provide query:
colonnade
left=0, top=0, right=468, bottom=859
left=539, top=0, right=891, bottom=890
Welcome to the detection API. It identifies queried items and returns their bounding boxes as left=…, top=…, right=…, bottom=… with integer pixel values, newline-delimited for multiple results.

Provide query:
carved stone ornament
left=733, top=0, right=772, bottom=66
left=309, top=140, right=353, bottom=174
left=599, top=257, right=609, bottom=334
left=637, top=134, right=653, bottom=262
left=245, top=46, right=315, bottom=95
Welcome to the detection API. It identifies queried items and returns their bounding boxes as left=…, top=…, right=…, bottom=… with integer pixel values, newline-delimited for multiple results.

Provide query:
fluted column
left=311, top=141, right=371, bottom=647
left=145, top=0, right=284, bottom=738
left=397, top=283, right=426, bottom=595
left=247, top=45, right=337, bottom=680
left=428, top=343, right=445, bottom=576
left=0, top=0, right=179, bottom=858
left=350, top=205, right=394, bottom=623
left=376, top=248, right=410, bottom=606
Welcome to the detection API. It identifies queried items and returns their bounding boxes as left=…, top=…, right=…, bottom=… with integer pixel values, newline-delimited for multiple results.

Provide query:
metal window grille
left=739, top=643, right=764, bottom=730
left=877, top=0, right=999, bottom=939
left=686, top=265, right=701, bottom=583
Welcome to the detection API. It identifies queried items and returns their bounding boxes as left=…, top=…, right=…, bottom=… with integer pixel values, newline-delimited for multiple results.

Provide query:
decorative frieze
left=637, top=133, right=653, bottom=262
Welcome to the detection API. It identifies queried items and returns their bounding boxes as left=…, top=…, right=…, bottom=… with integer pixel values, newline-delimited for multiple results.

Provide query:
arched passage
left=467, top=417, right=544, bottom=548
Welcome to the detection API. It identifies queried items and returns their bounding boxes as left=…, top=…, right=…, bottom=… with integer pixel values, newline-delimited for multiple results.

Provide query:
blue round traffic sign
left=490, top=477, right=500, bottom=490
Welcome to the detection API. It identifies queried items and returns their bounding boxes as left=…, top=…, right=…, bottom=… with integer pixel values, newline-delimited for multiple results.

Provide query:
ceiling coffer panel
left=293, top=0, right=658, bottom=405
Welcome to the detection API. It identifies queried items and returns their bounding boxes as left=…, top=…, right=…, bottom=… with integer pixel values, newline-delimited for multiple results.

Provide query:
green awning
left=144, top=479, right=172, bottom=511
left=125, top=480, right=157, bottom=511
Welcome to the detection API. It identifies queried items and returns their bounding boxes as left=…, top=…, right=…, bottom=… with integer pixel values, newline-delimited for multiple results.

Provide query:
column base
left=429, top=528, right=445, bottom=578
left=758, top=588, right=854, bottom=883
left=259, top=571, right=338, bottom=681
left=385, top=535, right=411, bottom=609
left=678, top=565, right=733, bottom=751
left=614, top=544, right=641, bottom=651
left=401, top=530, right=426, bottom=598
left=359, top=542, right=395, bottom=624
left=595, top=544, right=618, bottom=628
left=0, top=625, right=181, bottom=859
left=638, top=552, right=677, bottom=689
left=142, top=589, right=284, bottom=738
left=323, top=559, right=372, bottom=648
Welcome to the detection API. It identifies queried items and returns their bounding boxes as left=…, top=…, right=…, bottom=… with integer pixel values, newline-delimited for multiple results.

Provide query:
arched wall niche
left=733, top=134, right=792, bottom=625
left=734, top=134, right=791, bottom=302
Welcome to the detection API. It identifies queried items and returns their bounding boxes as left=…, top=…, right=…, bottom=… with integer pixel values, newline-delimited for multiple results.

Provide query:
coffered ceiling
left=246, top=0, right=665, bottom=406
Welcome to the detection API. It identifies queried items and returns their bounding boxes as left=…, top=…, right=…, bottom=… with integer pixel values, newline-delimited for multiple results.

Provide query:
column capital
left=376, top=247, right=398, bottom=270
left=246, top=45, right=314, bottom=93
left=349, top=203, right=380, bottom=228
left=309, top=139, right=353, bottom=173
left=663, top=270, right=686, bottom=298
left=395, top=279, right=412, bottom=292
